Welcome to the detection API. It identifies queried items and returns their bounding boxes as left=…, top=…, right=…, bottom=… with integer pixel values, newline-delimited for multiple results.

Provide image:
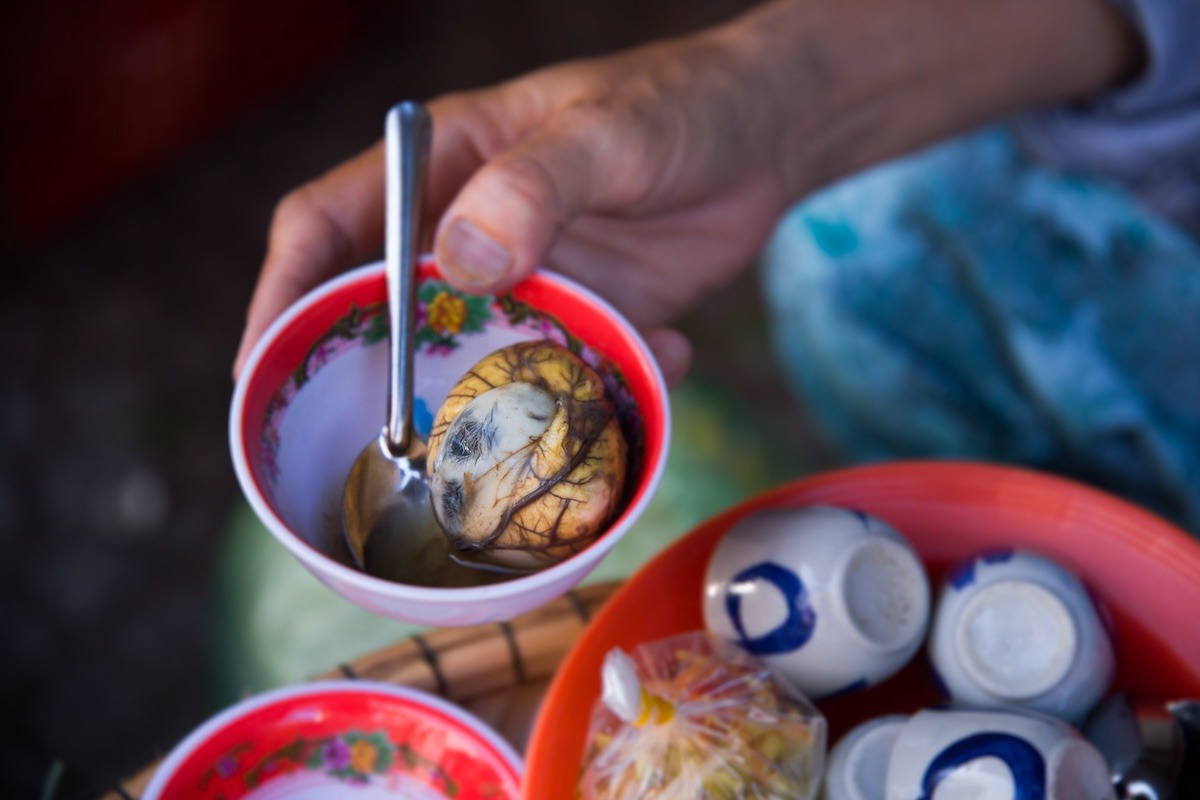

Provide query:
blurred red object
left=1, top=0, right=387, bottom=246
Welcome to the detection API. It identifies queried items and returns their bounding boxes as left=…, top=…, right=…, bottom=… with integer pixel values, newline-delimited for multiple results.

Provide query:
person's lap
left=761, top=127, right=1200, bottom=532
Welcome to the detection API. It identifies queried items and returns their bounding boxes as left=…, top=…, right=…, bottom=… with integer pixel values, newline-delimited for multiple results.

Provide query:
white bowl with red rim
left=230, top=258, right=669, bottom=625
left=142, top=681, right=523, bottom=799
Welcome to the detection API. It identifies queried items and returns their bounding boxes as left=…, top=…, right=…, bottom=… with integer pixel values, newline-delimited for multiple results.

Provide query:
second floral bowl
left=141, top=680, right=523, bottom=799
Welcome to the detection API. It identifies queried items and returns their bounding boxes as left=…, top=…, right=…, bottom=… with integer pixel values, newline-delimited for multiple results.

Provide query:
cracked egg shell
left=427, top=340, right=628, bottom=568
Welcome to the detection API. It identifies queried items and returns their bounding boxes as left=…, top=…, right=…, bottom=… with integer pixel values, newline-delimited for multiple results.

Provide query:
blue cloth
left=761, top=127, right=1200, bottom=532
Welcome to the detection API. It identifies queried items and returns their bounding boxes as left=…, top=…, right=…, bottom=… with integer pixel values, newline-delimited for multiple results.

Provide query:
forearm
left=718, top=0, right=1143, bottom=197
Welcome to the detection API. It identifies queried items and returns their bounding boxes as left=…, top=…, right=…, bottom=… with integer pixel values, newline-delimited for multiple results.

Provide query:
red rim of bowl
left=522, top=459, right=1200, bottom=798
left=142, top=680, right=523, bottom=799
left=229, top=259, right=671, bottom=601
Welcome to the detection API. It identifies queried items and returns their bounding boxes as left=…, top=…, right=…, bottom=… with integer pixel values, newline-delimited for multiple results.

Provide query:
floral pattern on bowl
left=202, top=729, right=461, bottom=797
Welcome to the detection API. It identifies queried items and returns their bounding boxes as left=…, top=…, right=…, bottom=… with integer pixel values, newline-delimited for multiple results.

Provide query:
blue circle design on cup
left=948, top=549, right=1016, bottom=590
left=724, top=562, right=817, bottom=656
left=919, top=732, right=1046, bottom=800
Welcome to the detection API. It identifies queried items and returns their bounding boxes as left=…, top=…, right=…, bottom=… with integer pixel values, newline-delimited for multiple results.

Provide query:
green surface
left=213, top=377, right=816, bottom=704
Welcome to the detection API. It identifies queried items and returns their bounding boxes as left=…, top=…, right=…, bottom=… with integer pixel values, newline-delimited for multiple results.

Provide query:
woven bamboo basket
left=102, top=580, right=619, bottom=799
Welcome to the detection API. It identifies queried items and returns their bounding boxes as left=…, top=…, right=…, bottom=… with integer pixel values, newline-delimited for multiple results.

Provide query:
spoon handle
left=384, top=101, right=432, bottom=453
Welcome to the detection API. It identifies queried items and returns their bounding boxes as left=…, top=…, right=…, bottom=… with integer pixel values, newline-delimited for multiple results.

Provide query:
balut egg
left=427, top=340, right=628, bottom=568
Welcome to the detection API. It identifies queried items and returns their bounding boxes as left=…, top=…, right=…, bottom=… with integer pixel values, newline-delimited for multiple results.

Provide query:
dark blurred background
left=0, top=1, right=791, bottom=797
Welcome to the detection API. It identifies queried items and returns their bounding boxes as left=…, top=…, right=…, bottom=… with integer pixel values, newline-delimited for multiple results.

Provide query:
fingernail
left=444, top=218, right=511, bottom=286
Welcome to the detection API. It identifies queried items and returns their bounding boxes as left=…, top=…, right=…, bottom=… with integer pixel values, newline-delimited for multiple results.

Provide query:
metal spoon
left=341, top=101, right=471, bottom=586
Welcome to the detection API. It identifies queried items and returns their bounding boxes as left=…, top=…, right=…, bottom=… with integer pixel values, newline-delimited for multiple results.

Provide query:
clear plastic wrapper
left=579, top=631, right=827, bottom=799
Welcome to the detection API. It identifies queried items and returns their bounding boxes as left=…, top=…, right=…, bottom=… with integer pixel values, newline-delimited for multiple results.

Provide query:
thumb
left=433, top=111, right=623, bottom=293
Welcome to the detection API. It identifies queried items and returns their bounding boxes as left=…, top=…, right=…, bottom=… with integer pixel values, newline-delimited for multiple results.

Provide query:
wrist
left=719, top=0, right=1141, bottom=198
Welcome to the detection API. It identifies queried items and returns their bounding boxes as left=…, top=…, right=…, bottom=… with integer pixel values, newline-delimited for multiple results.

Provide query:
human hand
left=234, top=0, right=1138, bottom=383
left=234, top=26, right=797, bottom=385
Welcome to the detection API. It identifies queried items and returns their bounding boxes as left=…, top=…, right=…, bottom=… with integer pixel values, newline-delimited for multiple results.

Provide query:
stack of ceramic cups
left=702, top=505, right=1120, bottom=800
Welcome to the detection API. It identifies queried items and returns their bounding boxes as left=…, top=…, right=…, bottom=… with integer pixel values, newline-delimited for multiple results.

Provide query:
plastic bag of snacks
left=579, top=631, right=826, bottom=799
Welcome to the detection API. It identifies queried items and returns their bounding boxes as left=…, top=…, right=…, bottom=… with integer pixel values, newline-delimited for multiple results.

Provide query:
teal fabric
left=761, top=127, right=1200, bottom=532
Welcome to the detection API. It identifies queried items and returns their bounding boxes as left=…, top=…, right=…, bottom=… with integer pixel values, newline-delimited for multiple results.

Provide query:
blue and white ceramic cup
left=928, top=549, right=1116, bottom=724
left=885, top=708, right=1115, bottom=800
left=702, top=505, right=930, bottom=699
left=825, top=715, right=910, bottom=800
